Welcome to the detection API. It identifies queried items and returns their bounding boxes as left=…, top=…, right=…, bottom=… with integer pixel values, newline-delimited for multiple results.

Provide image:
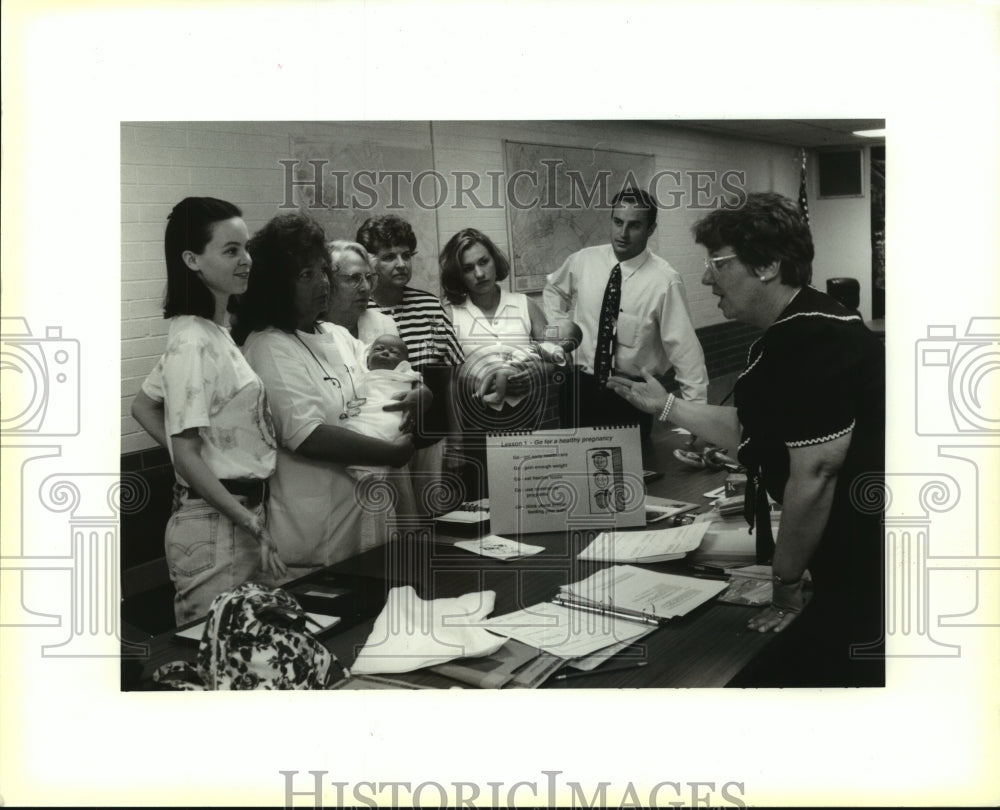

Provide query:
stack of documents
left=688, top=516, right=780, bottom=562
left=485, top=601, right=653, bottom=659
left=428, top=639, right=564, bottom=688
left=559, top=565, right=729, bottom=621
left=577, top=522, right=710, bottom=563
left=486, top=565, right=728, bottom=660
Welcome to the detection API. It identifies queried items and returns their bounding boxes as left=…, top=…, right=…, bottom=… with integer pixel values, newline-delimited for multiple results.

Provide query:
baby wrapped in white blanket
left=342, top=334, right=422, bottom=480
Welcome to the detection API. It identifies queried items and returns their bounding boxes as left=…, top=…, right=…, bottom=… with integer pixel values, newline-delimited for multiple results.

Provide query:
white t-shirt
left=241, top=321, right=374, bottom=568
left=141, top=315, right=276, bottom=486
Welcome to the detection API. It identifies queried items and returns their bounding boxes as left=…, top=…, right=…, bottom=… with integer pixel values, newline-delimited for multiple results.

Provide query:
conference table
left=126, top=431, right=783, bottom=690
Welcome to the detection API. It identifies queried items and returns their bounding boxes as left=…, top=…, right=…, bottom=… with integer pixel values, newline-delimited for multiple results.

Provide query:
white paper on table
left=562, top=565, right=729, bottom=620
left=693, top=520, right=780, bottom=558
left=724, top=564, right=811, bottom=582
left=578, top=522, right=711, bottom=563
left=644, top=496, right=699, bottom=521
left=352, top=586, right=506, bottom=674
left=485, top=602, right=650, bottom=659
left=566, top=627, right=657, bottom=670
left=454, top=534, right=545, bottom=561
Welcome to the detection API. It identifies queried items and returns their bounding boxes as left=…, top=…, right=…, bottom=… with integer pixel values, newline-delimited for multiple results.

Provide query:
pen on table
left=687, top=564, right=731, bottom=580
left=688, top=570, right=731, bottom=581
left=552, top=595, right=663, bottom=625
left=554, top=661, right=649, bottom=680
left=551, top=596, right=664, bottom=626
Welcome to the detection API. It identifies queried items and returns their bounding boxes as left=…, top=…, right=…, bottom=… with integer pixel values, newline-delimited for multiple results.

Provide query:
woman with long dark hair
left=130, top=197, right=285, bottom=624
left=235, top=213, right=415, bottom=576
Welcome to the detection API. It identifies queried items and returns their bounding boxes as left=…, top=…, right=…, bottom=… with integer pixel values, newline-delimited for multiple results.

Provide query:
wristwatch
left=772, top=573, right=802, bottom=586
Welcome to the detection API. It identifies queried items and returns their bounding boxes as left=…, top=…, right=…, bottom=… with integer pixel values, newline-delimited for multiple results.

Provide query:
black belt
left=580, top=369, right=646, bottom=383
left=187, top=479, right=268, bottom=508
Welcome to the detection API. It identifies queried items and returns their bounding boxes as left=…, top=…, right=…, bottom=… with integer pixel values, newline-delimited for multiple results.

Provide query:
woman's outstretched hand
left=747, top=580, right=805, bottom=633
left=605, top=368, right=669, bottom=415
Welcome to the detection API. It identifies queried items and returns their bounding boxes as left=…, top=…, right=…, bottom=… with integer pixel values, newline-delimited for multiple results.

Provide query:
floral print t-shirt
left=142, top=315, right=276, bottom=486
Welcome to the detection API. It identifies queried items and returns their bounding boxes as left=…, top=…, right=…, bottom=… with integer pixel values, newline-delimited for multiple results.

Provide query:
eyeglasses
left=704, top=254, right=738, bottom=272
left=336, top=271, right=376, bottom=289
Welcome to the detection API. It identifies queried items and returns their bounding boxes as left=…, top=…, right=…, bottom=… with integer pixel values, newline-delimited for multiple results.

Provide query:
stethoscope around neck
left=323, top=375, right=367, bottom=419
left=294, top=330, right=367, bottom=419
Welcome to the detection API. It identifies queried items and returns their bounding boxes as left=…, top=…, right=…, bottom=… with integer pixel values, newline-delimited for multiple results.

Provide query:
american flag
left=798, top=147, right=809, bottom=223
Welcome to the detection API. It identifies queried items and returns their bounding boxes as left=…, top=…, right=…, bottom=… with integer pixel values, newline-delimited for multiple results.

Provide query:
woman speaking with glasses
left=608, top=193, right=885, bottom=687
left=233, top=213, right=416, bottom=577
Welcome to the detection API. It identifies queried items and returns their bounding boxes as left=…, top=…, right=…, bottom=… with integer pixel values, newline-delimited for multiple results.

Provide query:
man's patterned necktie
left=593, top=262, right=621, bottom=386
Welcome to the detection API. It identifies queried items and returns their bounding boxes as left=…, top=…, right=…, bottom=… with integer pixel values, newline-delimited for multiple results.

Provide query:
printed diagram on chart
left=587, top=447, right=626, bottom=514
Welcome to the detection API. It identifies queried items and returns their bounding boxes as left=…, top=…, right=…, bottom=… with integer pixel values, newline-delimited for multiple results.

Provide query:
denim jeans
left=165, top=490, right=265, bottom=626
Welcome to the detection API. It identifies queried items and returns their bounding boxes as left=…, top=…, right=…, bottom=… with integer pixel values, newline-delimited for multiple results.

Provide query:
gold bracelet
left=658, top=393, right=676, bottom=423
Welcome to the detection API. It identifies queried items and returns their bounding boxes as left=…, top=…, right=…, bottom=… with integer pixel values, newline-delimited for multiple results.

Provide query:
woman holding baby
left=232, top=213, right=422, bottom=577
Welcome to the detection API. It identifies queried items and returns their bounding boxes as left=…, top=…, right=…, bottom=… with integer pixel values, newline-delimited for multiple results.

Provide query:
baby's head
left=368, top=334, right=409, bottom=370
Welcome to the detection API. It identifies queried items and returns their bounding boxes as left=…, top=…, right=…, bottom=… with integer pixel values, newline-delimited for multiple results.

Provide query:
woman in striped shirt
left=356, top=215, right=465, bottom=515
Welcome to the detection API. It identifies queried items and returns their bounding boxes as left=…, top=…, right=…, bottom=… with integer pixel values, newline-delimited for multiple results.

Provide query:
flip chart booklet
left=485, top=426, right=645, bottom=535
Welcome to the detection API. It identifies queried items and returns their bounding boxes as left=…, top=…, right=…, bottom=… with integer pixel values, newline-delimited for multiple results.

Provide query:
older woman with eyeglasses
left=325, top=240, right=397, bottom=343
left=233, top=214, right=415, bottom=577
left=324, top=239, right=428, bottom=517
left=608, top=193, right=885, bottom=687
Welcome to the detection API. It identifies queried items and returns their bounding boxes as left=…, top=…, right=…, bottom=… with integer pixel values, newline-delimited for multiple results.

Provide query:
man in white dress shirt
left=543, top=187, right=708, bottom=462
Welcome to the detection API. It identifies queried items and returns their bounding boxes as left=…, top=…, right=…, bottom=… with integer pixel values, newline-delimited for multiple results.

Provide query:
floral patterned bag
left=153, top=582, right=337, bottom=690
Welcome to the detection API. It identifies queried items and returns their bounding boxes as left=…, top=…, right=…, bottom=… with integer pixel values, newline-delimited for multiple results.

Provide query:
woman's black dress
left=731, top=285, right=886, bottom=687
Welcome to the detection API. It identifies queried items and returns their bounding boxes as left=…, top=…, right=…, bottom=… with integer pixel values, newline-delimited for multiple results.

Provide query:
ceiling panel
left=663, top=119, right=886, bottom=148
